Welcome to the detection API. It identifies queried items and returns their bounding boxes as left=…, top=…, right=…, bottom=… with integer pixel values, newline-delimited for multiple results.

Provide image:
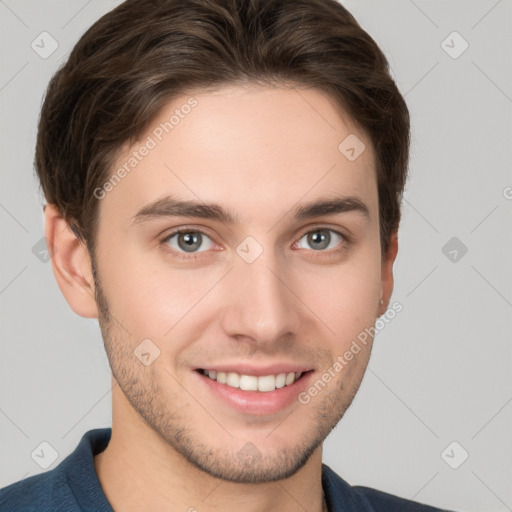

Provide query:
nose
left=220, top=247, right=301, bottom=347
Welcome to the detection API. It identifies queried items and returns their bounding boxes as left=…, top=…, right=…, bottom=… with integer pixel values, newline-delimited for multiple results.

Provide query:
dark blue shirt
left=0, top=428, right=454, bottom=511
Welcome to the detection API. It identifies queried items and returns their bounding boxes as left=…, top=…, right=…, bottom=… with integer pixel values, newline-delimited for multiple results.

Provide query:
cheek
left=297, top=253, right=381, bottom=340
left=100, top=247, right=225, bottom=341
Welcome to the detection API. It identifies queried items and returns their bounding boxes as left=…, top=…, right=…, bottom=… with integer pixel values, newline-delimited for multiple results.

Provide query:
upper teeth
left=202, top=370, right=302, bottom=392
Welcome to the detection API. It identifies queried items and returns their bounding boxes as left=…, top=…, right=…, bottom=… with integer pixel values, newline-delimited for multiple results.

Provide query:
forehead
left=99, top=85, right=377, bottom=227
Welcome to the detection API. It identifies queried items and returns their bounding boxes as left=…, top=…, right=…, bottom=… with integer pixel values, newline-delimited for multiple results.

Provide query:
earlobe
left=44, top=204, right=99, bottom=318
left=379, top=231, right=399, bottom=315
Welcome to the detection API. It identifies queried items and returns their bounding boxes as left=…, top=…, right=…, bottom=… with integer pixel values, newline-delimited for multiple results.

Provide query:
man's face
left=92, top=85, right=386, bottom=483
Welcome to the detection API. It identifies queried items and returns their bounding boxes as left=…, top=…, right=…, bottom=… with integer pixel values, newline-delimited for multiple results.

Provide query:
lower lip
left=195, top=370, right=314, bottom=415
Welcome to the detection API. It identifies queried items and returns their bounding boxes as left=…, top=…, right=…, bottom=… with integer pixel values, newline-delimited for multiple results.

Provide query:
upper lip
left=196, top=363, right=313, bottom=376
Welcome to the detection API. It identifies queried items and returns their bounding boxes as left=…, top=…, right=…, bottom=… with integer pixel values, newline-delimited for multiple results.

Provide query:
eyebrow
left=129, top=194, right=369, bottom=227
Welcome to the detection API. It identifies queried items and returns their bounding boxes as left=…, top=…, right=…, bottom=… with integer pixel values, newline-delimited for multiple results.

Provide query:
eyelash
left=159, top=226, right=350, bottom=261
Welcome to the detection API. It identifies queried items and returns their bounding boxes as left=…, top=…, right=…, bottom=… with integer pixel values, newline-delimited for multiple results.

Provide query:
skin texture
left=44, top=85, right=398, bottom=512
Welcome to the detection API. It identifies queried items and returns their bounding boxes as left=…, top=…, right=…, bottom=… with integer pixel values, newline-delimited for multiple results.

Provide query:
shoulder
left=0, top=465, right=71, bottom=512
left=322, top=464, right=456, bottom=512
left=0, top=428, right=112, bottom=512
left=352, top=485, right=454, bottom=512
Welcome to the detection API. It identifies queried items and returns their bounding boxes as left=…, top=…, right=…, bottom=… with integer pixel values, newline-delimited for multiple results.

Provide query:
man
left=0, top=0, right=455, bottom=510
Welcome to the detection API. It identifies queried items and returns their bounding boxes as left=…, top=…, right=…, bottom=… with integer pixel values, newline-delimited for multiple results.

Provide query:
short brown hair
left=36, top=0, right=410, bottom=257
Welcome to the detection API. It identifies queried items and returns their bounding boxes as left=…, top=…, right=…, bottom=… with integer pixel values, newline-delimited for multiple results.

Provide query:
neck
left=94, top=383, right=326, bottom=512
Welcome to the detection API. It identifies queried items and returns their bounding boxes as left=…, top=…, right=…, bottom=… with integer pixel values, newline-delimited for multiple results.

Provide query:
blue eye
left=297, top=229, right=344, bottom=251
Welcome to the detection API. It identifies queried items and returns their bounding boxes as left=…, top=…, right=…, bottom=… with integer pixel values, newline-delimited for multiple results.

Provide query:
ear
left=44, top=204, right=99, bottom=318
left=378, top=231, right=398, bottom=316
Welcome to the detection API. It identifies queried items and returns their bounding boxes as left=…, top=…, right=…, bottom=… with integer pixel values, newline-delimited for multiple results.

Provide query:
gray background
left=1, top=1, right=511, bottom=511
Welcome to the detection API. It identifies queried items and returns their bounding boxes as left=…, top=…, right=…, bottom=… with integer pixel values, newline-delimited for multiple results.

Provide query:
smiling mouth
left=197, top=369, right=310, bottom=392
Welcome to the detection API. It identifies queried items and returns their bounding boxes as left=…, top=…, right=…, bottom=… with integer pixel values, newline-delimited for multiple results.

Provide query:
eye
left=296, top=228, right=345, bottom=251
left=161, top=227, right=347, bottom=259
left=162, top=230, right=214, bottom=254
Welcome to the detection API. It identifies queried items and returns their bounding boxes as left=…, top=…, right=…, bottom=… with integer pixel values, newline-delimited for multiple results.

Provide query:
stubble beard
left=92, top=258, right=363, bottom=484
